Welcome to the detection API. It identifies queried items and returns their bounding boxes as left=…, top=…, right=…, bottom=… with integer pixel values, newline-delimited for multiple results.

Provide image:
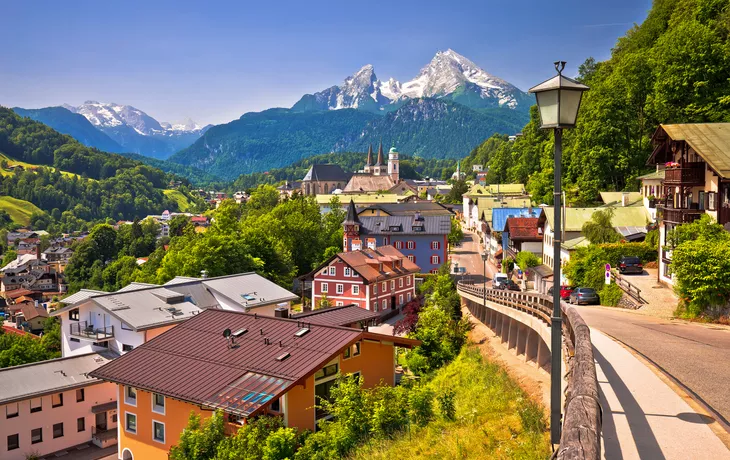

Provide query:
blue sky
left=1, top=0, right=651, bottom=125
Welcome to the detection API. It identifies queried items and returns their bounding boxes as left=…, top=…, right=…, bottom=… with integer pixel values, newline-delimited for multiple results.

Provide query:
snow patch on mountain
left=65, top=101, right=205, bottom=136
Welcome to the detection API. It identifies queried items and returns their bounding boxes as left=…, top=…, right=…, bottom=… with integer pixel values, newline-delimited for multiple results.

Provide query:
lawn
left=0, top=152, right=88, bottom=180
left=0, top=196, right=42, bottom=226
left=164, top=189, right=193, bottom=212
left=353, top=347, right=551, bottom=460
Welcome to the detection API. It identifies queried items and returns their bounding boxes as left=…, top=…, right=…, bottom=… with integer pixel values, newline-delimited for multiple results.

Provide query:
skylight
left=276, top=352, right=291, bottom=362
left=232, top=328, right=247, bottom=337
left=294, top=328, right=310, bottom=338
left=241, top=294, right=256, bottom=301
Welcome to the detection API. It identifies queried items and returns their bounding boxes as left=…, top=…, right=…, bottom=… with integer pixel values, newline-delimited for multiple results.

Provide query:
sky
left=1, top=0, right=652, bottom=126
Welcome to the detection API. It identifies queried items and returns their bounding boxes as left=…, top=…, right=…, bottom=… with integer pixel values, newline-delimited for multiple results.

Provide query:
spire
left=366, top=145, right=373, bottom=166
left=376, top=142, right=384, bottom=165
left=344, top=199, right=359, bottom=225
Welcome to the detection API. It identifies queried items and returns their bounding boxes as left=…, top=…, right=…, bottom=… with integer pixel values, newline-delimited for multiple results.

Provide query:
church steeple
left=342, top=199, right=361, bottom=252
left=364, top=144, right=373, bottom=174
left=376, top=142, right=384, bottom=165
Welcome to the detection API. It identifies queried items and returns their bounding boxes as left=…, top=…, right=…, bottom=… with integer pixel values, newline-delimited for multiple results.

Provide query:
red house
left=308, top=245, right=419, bottom=315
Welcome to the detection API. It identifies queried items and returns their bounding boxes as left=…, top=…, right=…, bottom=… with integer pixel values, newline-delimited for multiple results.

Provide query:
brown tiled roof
left=291, top=304, right=380, bottom=327
left=344, top=174, right=396, bottom=193
left=21, top=304, right=48, bottom=321
left=335, top=246, right=420, bottom=283
left=89, top=309, right=418, bottom=418
left=505, top=217, right=542, bottom=241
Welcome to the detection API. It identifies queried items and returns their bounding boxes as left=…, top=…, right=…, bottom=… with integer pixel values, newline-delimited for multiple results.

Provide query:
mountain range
left=14, top=102, right=210, bottom=160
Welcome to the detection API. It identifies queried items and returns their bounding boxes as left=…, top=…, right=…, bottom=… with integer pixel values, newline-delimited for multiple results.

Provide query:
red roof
left=20, top=304, right=48, bottom=321
left=311, top=246, right=420, bottom=283
left=505, top=217, right=543, bottom=241
left=1, top=326, right=37, bottom=337
left=291, top=304, right=380, bottom=328
left=191, top=216, right=208, bottom=223
left=90, top=309, right=418, bottom=418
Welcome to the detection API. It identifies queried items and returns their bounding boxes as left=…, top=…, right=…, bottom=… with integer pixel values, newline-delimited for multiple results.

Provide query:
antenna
left=223, top=328, right=234, bottom=348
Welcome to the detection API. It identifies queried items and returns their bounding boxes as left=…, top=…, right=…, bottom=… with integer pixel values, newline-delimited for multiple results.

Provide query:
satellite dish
left=223, top=328, right=232, bottom=338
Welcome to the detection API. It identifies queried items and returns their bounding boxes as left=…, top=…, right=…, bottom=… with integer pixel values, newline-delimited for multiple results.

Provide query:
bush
left=408, top=385, right=435, bottom=427
left=515, top=251, right=540, bottom=270
left=262, top=428, right=299, bottom=460
left=672, top=238, right=730, bottom=318
left=599, top=283, right=624, bottom=307
left=437, top=388, right=456, bottom=421
left=598, top=242, right=657, bottom=264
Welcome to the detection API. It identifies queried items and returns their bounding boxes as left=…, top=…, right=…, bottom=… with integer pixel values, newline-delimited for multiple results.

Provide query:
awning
left=91, top=401, right=117, bottom=413
left=533, top=264, right=554, bottom=278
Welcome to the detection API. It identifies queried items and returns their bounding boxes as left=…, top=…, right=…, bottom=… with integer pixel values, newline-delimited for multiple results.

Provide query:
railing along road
left=457, top=281, right=601, bottom=460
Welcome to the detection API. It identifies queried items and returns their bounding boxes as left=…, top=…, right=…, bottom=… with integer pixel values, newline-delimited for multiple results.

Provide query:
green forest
left=462, top=0, right=730, bottom=205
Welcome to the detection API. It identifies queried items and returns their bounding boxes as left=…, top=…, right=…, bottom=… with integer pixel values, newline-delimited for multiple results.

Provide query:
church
left=343, top=142, right=407, bottom=194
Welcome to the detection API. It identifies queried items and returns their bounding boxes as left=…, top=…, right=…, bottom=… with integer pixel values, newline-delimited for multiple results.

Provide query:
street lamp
left=529, top=61, right=589, bottom=446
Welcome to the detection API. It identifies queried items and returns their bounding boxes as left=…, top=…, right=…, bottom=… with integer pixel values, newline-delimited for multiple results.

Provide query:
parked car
left=568, top=288, right=599, bottom=305
left=498, top=280, right=521, bottom=292
left=548, top=285, right=576, bottom=300
left=619, top=256, right=643, bottom=274
left=492, top=273, right=509, bottom=289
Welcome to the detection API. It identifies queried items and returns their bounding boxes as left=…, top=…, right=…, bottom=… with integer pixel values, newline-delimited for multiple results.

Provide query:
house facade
left=342, top=200, right=449, bottom=273
left=647, top=124, right=730, bottom=285
left=89, top=309, right=420, bottom=460
left=504, top=217, right=543, bottom=257
left=308, top=245, right=419, bottom=313
left=0, top=353, right=117, bottom=460
left=301, top=164, right=350, bottom=195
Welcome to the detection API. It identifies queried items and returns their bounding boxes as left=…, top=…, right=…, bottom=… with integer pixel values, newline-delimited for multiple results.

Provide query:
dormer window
left=412, top=225, right=424, bottom=232
left=389, top=225, right=401, bottom=232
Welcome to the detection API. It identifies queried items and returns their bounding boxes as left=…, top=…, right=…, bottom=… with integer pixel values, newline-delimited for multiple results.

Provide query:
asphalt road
left=576, top=306, right=730, bottom=426
left=449, top=230, right=497, bottom=284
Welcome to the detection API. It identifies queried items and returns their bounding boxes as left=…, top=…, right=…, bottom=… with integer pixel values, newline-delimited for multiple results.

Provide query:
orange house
left=90, top=309, right=419, bottom=460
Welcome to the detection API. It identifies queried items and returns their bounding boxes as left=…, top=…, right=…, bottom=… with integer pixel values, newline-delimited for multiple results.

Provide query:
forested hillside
left=229, top=151, right=458, bottom=191
left=0, top=107, right=198, bottom=231
left=463, top=0, right=730, bottom=204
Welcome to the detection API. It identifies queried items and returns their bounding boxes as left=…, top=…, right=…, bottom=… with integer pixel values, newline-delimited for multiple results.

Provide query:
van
left=492, top=273, right=508, bottom=288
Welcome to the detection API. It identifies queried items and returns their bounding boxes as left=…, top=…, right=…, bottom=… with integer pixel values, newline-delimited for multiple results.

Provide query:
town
left=2, top=1, right=730, bottom=459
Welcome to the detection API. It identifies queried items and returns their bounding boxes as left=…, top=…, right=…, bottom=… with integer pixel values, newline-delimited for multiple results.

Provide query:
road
left=449, top=230, right=497, bottom=285
left=577, top=306, right=730, bottom=426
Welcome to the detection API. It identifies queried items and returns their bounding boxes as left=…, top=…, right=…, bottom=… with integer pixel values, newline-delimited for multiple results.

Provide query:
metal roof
left=0, top=352, right=115, bottom=405
left=203, top=274, right=298, bottom=310
left=291, top=304, right=381, bottom=327
left=302, top=164, right=349, bottom=182
left=60, top=289, right=108, bottom=305
left=543, top=207, right=650, bottom=232
left=90, top=309, right=418, bottom=418
left=491, top=208, right=541, bottom=232
left=636, top=169, right=665, bottom=181
left=357, top=214, right=451, bottom=235
left=599, top=192, right=643, bottom=206
left=660, top=123, right=730, bottom=178
left=358, top=201, right=452, bottom=216
left=316, top=194, right=401, bottom=205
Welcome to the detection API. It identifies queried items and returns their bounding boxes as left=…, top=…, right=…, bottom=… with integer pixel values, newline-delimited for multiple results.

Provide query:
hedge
left=599, top=283, right=623, bottom=307
left=596, top=242, right=657, bottom=265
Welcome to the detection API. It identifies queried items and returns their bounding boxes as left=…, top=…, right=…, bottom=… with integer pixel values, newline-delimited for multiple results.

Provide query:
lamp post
left=528, top=61, right=589, bottom=446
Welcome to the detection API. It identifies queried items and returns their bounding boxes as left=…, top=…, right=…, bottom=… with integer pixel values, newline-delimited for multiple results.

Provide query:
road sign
left=605, top=263, right=611, bottom=285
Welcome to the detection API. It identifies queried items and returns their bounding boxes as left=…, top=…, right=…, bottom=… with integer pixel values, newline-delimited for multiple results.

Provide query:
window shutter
left=705, top=192, right=711, bottom=211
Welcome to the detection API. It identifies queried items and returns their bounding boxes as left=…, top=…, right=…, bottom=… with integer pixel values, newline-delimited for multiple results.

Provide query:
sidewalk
left=591, top=328, right=729, bottom=459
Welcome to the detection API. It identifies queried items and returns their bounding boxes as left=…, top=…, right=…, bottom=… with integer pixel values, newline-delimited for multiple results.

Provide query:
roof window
left=294, top=328, right=310, bottom=338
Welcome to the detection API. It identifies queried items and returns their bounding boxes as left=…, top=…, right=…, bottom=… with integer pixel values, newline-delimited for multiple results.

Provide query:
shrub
left=599, top=283, right=623, bottom=307
left=393, top=299, right=422, bottom=335
left=515, top=251, right=540, bottom=270
left=408, top=385, right=435, bottom=427
left=598, top=242, right=657, bottom=264
left=437, top=388, right=456, bottom=421
left=672, top=238, right=730, bottom=318
left=262, top=428, right=299, bottom=460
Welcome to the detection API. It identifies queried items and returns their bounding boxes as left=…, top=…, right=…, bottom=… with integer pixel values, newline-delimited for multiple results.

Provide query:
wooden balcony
left=663, top=207, right=704, bottom=224
left=664, top=163, right=705, bottom=186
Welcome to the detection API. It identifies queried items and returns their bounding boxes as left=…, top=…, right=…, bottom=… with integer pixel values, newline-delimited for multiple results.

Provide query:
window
left=352, top=285, right=360, bottom=295
left=431, top=241, right=440, bottom=250
left=395, top=241, right=403, bottom=249
left=431, top=269, right=439, bottom=274
left=344, top=267, right=351, bottom=277
left=698, top=191, right=705, bottom=210
left=7, top=433, right=19, bottom=451
left=270, top=398, right=281, bottom=412
left=335, top=301, right=344, bottom=306
left=30, top=398, right=42, bottom=413
left=382, top=299, right=388, bottom=310
left=52, top=393, right=63, bottom=408
left=407, top=292, right=412, bottom=302
left=407, top=276, right=411, bottom=286
left=121, top=322, right=134, bottom=331
left=373, top=301, right=378, bottom=312
left=708, top=192, right=717, bottom=211
left=6, top=403, right=18, bottom=419
left=329, top=266, right=336, bottom=276
left=153, top=421, right=165, bottom=443
left=112, top=414, right=117, bottom=424
left=431, top=255, right=440, bottom=265
left=344, top=341, right=361, bottom=359
left=321, top=282, right=328, bottom=293
left=76, top=388, right=85, bottom=402
left=77, top=417, right=85, bottom=432
left=336, top=284, right=344, bottom=294
left=315, top=363, right=339, bottom=381
left=53, top=422, right=64, bottom=439
left=407, top=255, right=415, bottom=263
left=381, top=281, right=387, bottom=291
left=321, top=267, right=328, bottom=276
left=31, top=427, right=42, bottom=444
left=92, top=341, right=109, bottom=349
left=407, top=241, right=415, bottom=249
left=399, top=277, right=404, bottom=288
left=125, top=386, right=137, bottom=406
left=69, top=309, right=80, bottom=321
left=122, top=344, right=134, bottom=352
left=153, top=393, right=165, bottom=414
left=382, top=237, right=389, bottom=246
left=390, top=280, right=395, bottom=290
left=70, top=337, right=80, bottom=343
left=125, top=412, right=137, bottom=434
left=372, top=284, right=377, bottom=295
left=399, top=294, right=404, bottom=305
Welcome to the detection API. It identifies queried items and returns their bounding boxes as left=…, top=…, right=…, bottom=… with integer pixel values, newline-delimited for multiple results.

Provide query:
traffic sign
left=605, top=263, right=611, bottom=285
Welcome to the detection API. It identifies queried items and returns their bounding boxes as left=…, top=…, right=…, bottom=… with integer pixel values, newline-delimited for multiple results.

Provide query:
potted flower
left=647, top=195, right=657, bottom=208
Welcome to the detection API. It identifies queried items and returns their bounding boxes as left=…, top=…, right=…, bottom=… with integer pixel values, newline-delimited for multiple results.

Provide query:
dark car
left=619, top=256, right=643, bottom=274
left=548, top=285, right=576, bottom=301
left=569, top=288, right=599, bottom=305
left=498, top=280, right=521, bottom=292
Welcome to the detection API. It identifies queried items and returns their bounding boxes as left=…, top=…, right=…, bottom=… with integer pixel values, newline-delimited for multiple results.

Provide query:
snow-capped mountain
left=63, top=101, right=205, bottom=135
left=292, top=49, right=532, bottom=113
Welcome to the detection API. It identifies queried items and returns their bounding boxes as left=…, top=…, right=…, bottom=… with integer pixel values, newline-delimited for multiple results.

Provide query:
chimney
left=621, top=192, right=629, bottom=207
left=36, top=244, right=41, bottom=261
left=274, top=307, right=289, bottom=319
left=200, top=270, right=208, bottom=279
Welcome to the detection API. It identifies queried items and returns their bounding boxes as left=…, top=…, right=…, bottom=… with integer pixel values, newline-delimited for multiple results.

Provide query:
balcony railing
left=69, top=321, right=114, bottom=341
left=663, top=207, right=704, bottom=224
left=664, top=162, right=705, bottom=185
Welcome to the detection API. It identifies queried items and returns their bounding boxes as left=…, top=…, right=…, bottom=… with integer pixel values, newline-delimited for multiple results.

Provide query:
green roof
left=476, top=196, right=533, bottom=222
left=466, top=183, right=526, bottom=197
left=316, top=194, right=401, bottom=205
left=562, top=236, right=590, bottom=250
left=543, top=206, right=650, bottom=232
left=636, top=169, right=665, bottom=180
left=599, top=192, right=643, bottom=206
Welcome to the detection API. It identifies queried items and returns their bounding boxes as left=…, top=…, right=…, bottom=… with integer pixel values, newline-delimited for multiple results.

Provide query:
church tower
left=342, top=199, right=361, bottom=252
left=363, top=144, right=373, bottom=174
left=373, top=142, right=384, bottom=176
left=388, top=146, right=399, bottom=183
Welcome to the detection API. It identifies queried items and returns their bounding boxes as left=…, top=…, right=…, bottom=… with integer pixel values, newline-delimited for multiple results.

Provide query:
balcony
left=663, top=207, right=704, bottom=224
left=91, top=427, right=117, bottom=449
left=69, top=321, right=114, bottom=341
left=664, top=162, right=705, bottom=186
